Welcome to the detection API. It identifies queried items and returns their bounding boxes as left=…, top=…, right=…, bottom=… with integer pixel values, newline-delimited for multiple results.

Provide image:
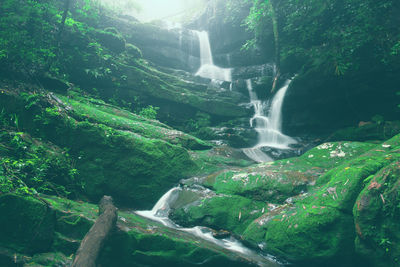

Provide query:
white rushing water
left=194, top=31, right=232, bottom=82
left=136, top=187, right=279, bottom=266
left=243, top=79, right=297, bottom=162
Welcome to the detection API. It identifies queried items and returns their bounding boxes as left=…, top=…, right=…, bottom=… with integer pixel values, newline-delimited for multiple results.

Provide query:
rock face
left=101, top=16, right=201, bottom=72
left=282, top=68, right=400, bottom=136
left=187, top=0, right=273, bottom=68
left=168, top=134, right=400, bottom=266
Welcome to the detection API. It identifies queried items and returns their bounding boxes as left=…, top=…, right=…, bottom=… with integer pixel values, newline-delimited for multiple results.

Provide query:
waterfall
left=243, top=79, right=297, bottom=162
left=136, top=187, right=180, bottom=227
left=194, top=31, right=232, bottom=82
left=135, top=187, right=280, bottom=266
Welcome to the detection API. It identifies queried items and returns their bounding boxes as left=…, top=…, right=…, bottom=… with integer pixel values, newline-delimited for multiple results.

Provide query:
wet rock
left=212, top=229, right=231, bottom=239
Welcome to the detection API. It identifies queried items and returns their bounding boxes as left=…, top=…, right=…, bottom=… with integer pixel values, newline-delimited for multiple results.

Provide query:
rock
left=187, top=0, right=273, bottom=68
left=204, top=141, right=375, bottom=203
left=0, top=90, right=203, bottom=209
left=171, top=193, right=268, bottom=235
left=242, top=134, right=400, bottom=264
left=0, top=194, right=55, bottom=253
left=328, top=121, right=400, bottom=142
left=353, top=161, right=400, bottom=267
left=282, top=68, right=400, bottom=136
left=212, top=230, right=231, bottom=239
left=100, top=16, right=201, bottom=72
left=169, top=135, right=400, bottom=265
left=43, top=195, right=266, bottom=267
left=95, top=29, right=126, bottom=54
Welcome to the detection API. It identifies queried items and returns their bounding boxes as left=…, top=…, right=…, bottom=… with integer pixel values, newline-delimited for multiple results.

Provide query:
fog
left=133, top=0, right=206, bottom=22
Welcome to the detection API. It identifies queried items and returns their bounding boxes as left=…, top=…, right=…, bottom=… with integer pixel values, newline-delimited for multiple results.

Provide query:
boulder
left=0, top=194, right=55, bottom=253
left=353, top=161, right=400, bottom=267
left=95, top=30, right=126, bottom=54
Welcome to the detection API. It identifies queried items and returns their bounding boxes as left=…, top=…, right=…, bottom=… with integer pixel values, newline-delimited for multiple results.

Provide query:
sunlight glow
left=134, top=0, right=205, bottom=22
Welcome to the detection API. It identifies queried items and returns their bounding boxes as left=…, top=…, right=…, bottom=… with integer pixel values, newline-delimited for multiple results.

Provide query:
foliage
left=0, top=106, right=81, bottom=197
left=0, top=0, right=59, bottom=75
left=0, top=130, right=81, bottom=197
left=244, top=0, right=400, bottom=75
left=138, top=105, right=159, bottom=120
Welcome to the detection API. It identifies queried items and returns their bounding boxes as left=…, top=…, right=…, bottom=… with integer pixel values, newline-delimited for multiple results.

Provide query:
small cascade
left=194, top=30, right=232, bottom=82
left=136, top=187, right=279, bottom=266
left=243, top=79, right=297, bottom=162
left=136, top=187, right=180, bottom=227
left=242, top=147, right=272, bottom=163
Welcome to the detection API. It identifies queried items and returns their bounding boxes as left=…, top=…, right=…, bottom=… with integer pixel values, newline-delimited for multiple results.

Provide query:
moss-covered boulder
left=169, top=135, right=400, bottom=265
left=353, top=161, right=400, bottom=267
left=203, top=141, right=375, bottom=203
left=0, top=194, right=55, bottom=254
left=43, top=195, right=273, bottom=267
left=171, top=193, right=268, bottom=234
left=242, top=135, right=400, bottom=264
left=0, top=87, right=207, bottom=208
left=95, top=29, right=126, bottom=54
left=329, top=120, right=400, bottom=142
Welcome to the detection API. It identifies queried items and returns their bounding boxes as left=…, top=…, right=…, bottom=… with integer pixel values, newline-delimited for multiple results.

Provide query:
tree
left=244, top=0, right=400, bottom=79
left=244, top=0, right=281, bottom=92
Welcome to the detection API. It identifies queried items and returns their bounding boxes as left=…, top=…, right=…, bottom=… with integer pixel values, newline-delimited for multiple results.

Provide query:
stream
left=133, top=27, right=296, bottom=266
left=136, top=187, right=282, bottom=267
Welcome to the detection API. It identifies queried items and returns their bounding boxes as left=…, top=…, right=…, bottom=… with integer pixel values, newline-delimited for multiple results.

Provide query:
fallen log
left=72, top=196, right=117, bottom=267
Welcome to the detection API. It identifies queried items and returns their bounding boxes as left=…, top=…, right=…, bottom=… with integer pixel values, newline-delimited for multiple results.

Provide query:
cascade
left=243, top=79, right=297, bottom=162
left=136, top=187, right=279, bottom=266
left=194, top=30, right=232, bottom=82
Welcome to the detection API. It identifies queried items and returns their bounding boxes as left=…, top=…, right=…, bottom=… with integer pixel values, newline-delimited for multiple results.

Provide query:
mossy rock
left=43, top=195, right=271, bottom=267
left=171, top=194, right=268, bottom=235
left=241, top=134, right=400, bottom=264
left=69, top=120, right=198, bottom=208
left=0, top=194, right=55, bottom=253
left=203, top=141, right=375, bottom=203
left=0, top=89, right=205, bottom=208
left=95, top=29, right=126, bottom=54
left=57, top=94, right=211, bottom=150
left=329, top=121, right=400, bottom=142
left=25, top=252, right=72, bottom=267
left=353, top=161, right=400, bottom=267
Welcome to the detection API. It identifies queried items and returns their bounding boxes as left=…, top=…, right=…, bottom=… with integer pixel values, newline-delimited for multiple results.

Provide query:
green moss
left=57, top=94, right=211, bottom=150
left=329, top=121, right=400, bottom=142
left=203, top=141, right=375, bottom=203
left=94, top=29, right=126, bottom=54
left=40, top=196, right=262, bottom=267
left=353, top=161, right=400, bottom=267
left=25, top=252, right=72, bottom=266
left=171, top=194, right=268, bottom=235
left=241, top=134, right=400, bottom=263
left=0, top=194, right=55, bottom=253
left=0, top=88, right=208, bottom=208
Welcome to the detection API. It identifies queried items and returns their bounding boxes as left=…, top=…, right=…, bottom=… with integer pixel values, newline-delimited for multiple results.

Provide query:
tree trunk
left=72, top=196, right=118, bottom=267
left=58, top=0, right=72, bottom=42
left=270, top=0, right=280, bottom=93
